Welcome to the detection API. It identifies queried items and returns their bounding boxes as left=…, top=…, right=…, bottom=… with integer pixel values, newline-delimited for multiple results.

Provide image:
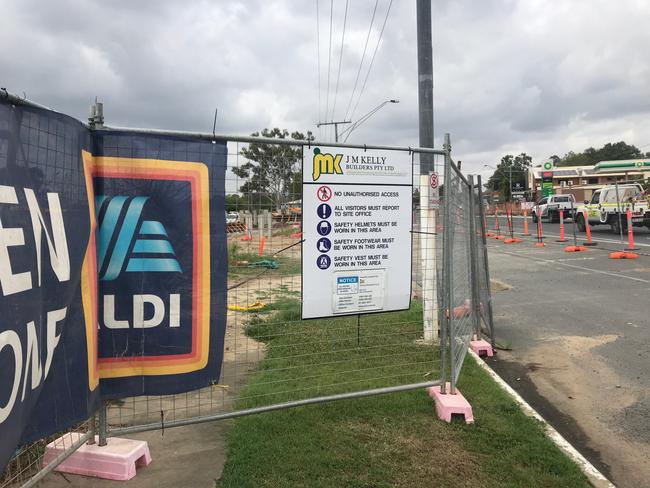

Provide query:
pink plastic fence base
left=43, top=433, right=151, bottom=481
left=427, top=383, right=474, bottom=424
left=470, top=339, right=494, bottom=357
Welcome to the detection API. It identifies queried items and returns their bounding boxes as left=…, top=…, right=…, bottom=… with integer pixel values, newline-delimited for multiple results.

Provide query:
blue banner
left=0, top=99, right=227, bottom=471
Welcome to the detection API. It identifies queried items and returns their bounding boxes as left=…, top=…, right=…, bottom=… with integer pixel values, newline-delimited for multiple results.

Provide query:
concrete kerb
left=467, top=350, right=615, bottom=488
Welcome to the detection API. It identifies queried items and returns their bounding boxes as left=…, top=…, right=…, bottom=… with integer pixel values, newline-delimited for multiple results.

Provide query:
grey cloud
left=1, top=0, right=650, bottom=174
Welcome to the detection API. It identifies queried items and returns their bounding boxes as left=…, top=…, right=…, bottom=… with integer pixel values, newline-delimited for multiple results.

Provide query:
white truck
left=575, top=183, right=650, bottom=234
left=531, top=194, right=576, bottom=223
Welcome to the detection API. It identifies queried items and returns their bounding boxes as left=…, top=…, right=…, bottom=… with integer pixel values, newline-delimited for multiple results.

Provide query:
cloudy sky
left=2, top=0, right=650, bottom=177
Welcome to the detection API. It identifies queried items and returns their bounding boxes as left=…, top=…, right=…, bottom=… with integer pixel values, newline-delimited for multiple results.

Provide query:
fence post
left=477, top=176, right=496, bottom=349
left=266, top=210, right=273, bottom=238
left=419, top=171, right=438, bottom=343
left=467, top=175, right=481, bottom=340
left=87, top=413, right=96, bottom=445
left=98, top=401, right=108, bottom=447
left=441, top=133, right=452, bottom=395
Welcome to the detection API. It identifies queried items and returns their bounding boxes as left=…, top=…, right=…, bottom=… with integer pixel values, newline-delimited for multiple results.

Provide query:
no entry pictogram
left=317, top=185, right=332, bottom=202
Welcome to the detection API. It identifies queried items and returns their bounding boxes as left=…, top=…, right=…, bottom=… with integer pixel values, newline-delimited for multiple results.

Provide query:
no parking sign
left=428, top=171, right=440, bottom=209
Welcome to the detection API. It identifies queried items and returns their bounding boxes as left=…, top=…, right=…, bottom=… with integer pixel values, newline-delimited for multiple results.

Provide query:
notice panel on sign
left=302, top=145, right=412, bottom=319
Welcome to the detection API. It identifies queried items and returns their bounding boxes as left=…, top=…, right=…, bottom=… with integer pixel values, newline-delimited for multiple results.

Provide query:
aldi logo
left=91, top=156, right=211, bottom=378
left=96, top=195, right=181, bottom=281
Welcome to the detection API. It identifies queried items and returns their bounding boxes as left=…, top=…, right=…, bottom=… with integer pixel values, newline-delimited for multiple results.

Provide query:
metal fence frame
left=1, top=92, right=493, bottom=487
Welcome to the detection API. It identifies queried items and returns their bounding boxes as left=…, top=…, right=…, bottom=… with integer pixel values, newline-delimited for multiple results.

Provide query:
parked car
left=531, top=194, right=576, bottom=223
left=226, top=212, right=240, bottom=223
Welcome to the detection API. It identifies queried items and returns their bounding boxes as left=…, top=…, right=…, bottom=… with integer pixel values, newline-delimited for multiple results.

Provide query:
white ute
left=575, top=183, right=650, bottom=234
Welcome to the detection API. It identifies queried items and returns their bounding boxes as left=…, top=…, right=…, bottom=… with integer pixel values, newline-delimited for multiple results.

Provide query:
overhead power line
left=343, top=0, right=379, bottom=122
left=316, top=0, right=322, bottom=126
left=349, top=0, right=394, bottom=122
left=325, top=0, right=334, bottom=133
left=330, top=0, right=349, bottom=122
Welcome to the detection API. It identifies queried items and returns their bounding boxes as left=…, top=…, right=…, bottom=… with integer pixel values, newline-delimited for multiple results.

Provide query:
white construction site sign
left=301, top=145, right=412, bottom=319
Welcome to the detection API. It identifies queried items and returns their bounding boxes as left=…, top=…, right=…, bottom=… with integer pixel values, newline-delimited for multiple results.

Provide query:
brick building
left=527, top=159, right=650, bottom=202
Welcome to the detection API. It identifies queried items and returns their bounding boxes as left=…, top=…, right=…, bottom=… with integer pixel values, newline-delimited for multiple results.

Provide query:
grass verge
left=217, top=301, right=591, bottom=488
left=227, top=240, right=301, bottom=280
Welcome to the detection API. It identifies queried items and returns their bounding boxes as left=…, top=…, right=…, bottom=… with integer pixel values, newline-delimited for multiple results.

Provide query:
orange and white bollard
left=240, top=223, right=252, bottom=241
left=494, top=209, right=505, bottom=240
left=504, top=209, right=522, bottom=244
left=556, top=209, right=567, bottom=242
left=259, top=236, right=265, bottom=256
left=522, top=209, right=531, bottom=236
left=609, top=208, right=640, bottom=259
left=485, top=212, right=494, bottom=237
left=583, top=210, right=597, bottom=246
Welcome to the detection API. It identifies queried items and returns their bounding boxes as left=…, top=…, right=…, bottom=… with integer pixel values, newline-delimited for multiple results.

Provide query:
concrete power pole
left=416, top=0, right=438, bottom=343
left=316, top=120, right=351, bottom=142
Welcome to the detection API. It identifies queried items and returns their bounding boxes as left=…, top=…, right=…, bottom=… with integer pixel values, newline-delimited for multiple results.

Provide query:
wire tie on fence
left=408, top=146, right=412, bottom=156
left=271, top=238, right=305, bottom=257
left=411, top=230, right=437, bottom=236
left=363, top=144, right=367, bottom=152
left=212, top=107, right=218, bottom=139
left=160, top=410, right=165, bottom=436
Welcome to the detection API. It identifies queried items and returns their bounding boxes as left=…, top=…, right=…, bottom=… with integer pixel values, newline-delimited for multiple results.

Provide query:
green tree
left=225, top=194, right=249, bottom=212
left=486, top=153, right=532, bottom=202
left=556, top=141, right=645, bottom=167
left=232, top=128, right=314, bottom=210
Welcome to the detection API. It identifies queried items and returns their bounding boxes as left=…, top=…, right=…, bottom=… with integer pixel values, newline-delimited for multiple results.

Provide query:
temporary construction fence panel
left=1, top=92, right=494, bottom=487
left=437, top=139, right=495, bottom=394
left=103, top=140, right=444, bottom=439
left=441, top=148, right=473, bottom=392
left=474, top=176, right=496, bottom=347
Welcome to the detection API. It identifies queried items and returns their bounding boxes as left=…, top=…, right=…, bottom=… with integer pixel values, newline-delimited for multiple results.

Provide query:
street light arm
left=340, top=104, right=386, bottom=139
left=340, top=99, right=399, bottom=142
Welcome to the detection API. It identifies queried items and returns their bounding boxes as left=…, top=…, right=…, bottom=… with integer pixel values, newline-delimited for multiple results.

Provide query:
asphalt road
left=484, top=229, right=650, bottom=488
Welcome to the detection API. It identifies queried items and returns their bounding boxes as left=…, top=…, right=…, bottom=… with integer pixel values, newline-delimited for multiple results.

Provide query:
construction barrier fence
left=1, top=92, right=494, bottom=486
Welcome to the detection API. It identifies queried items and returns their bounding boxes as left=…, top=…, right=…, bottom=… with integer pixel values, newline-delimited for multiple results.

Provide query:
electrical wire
left=325, top=0, right=334, bottom=133
left=343, top=0, right=379, bottom=123
left=349, top=0, right=393, bottom=122
left=330, top=0, right=349, bottom=122
left=316, top=0, right=322, bottom=125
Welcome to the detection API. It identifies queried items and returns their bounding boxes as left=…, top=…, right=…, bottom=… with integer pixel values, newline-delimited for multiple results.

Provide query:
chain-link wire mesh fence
left=437, top=138, right=495, bottom=394
left=474, top=176, right=495, bottom=347
left=102, top=140, right=443, bottom=439
left=442, top=153, right=474, bottom=392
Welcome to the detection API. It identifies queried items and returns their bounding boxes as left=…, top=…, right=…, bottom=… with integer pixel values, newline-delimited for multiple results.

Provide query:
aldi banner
left=0, top=98, right=227, bottom=470
left=91, top=131, right=227, bottom=398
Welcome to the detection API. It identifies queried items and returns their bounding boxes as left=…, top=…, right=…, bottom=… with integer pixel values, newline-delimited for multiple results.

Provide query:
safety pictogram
left=317, top=185, right=332, bottom=202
